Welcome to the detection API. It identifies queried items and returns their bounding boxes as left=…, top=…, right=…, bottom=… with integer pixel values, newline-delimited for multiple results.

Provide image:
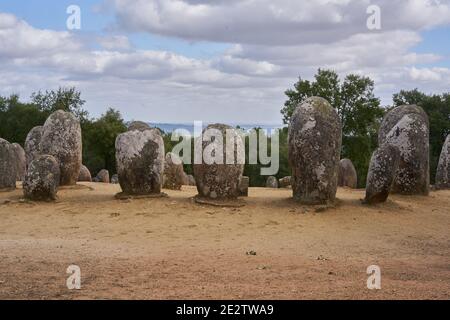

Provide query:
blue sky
left=0, top=0, right=449, bottom=124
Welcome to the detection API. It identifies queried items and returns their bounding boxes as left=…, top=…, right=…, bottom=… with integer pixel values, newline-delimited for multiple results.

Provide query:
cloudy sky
left=0, top=0, right=449, bottom=124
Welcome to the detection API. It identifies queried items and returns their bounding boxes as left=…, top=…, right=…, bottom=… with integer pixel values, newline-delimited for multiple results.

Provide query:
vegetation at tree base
left=0, top=77, right=449, bottom=188
left=281, top=69, right=385, bottom=187
left=392, top=89, right=450, bottom=184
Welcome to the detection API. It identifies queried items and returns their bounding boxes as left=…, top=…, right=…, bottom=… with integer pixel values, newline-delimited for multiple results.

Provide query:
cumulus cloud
left=0, top=2, right=449, bottom=123
left=109, top=0, right=450, bottom=45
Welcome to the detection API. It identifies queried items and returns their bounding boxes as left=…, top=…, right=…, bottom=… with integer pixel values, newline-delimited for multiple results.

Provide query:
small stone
left=266, top=176, right=278, bottom=188
left=111, top=174, right=119, bottom=184
left=338, top=158, right=357, bottom=188
left=78, top=165, right=92, bottom=182
left=95, top=169, right=110, bottom=183
left=278, top=176, right=292, bottom=188
left=238, top=176, right=249, bottom=197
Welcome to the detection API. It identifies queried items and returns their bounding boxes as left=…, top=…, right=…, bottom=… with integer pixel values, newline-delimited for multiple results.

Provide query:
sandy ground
left=0, top=182, right=449, bottom=300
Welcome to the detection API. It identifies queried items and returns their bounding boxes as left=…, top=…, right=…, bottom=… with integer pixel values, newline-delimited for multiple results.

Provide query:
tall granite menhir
left=378, top=105, right=429, bottom=195
left=0, top=138, right=17, bottom=190
left=39, top=110, right=82, bottom=186
left=288, top=97, right=342, bottom=204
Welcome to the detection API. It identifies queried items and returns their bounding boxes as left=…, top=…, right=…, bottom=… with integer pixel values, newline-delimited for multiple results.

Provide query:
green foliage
left=392, top=89, right=450, bottom=183
left=83, top=108, right=127, bottom=175
left=281, top=69, right=385, bottom=187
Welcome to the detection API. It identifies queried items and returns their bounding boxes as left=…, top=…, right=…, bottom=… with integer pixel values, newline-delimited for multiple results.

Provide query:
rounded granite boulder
left=338, top=159, right=358, bottom=189
left=163, top=152, right=185, bottom=190
left=364, top=144, right=400, bottom=204
left=193, top=124, right=244, bottom=200
left=23, top=155, right=60, bottom=201
left=78, top=165, right=92, bottom=182
left=115, top=128, right=165, bottom=195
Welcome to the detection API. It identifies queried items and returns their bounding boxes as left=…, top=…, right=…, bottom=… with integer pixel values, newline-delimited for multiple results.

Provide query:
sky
left=0, top=0, right=449, bottom=124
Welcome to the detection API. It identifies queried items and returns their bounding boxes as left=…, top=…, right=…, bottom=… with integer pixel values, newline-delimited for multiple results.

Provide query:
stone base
left=194, top=195, right=245, bottom=207
left=115, top=192, right=168, bottom=200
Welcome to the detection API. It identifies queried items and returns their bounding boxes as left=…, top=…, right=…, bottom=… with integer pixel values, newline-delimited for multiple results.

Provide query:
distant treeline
left=1, top=69, right=449, bottom=187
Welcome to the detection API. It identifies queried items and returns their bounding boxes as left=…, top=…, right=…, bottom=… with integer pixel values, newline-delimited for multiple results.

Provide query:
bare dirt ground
left=0, top=182, right=449, bottom=300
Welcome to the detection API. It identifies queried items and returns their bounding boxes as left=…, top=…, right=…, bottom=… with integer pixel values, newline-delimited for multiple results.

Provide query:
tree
left=83, top=108, right=127, bottom=175
left=31, top=87, right=88, bottom=121
left=392, top=89, right=450, bottom=183
left=281, top=69, right=385, bottom=187
left=0, top=94, right=48, bottom=145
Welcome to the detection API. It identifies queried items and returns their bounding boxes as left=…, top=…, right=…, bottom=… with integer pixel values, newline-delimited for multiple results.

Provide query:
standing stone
left=128, top=121, right=151, bottom=132
left=25, top=126, right=43, bottom=168
left=379, top=105, right=429, bottom=195
left=78, top=165, right=92, bottom=182
left=238, top=176, right=249, bottom=197
left=338, top=159, right=358, bottom=188
left=163, top=152, right=185, bottom=190
left=39, top=110, right=82, bottom=186
left=364, top=144, right=400, bottom=204
left=186, top=174, right=196, bottom=186
left=0, top=138, right=17, bottom=190
left=435, top=135, right=450, bottom=190
left=278, top=176, right=292, bottom=188
left=288, top=97, right=342, bottom=205
left=111, top=174, right=119, bottom=184
left=193, top=124, right=244, bottom=200
left=266, top=176, right=278, bottom=188
left=23, top=155, right=60, bottom=201
left=12, top=143, right=26, bottom=181
left=95, top=169, right=110, bottom=183
left=115, top=128, right=165, bottom=195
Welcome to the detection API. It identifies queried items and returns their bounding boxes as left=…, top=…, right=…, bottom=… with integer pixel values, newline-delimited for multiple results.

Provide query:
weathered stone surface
left=95, top=169, right=110, bottom=183
left=288, top=97, right=342, bottom=204
left=364, top=144, right=400, bottom=204
left=24, top=126, right=43, bottom=168
left=338, top=159, right=357, bottom=188
left=378, top=105, right=429, bottom=143
left=266, top=176, right=278, bottom=188
left=193, top=124, right=244, bottom=200
left=12, top=143, right=26, bottom=181
left=111, top=174, right=119, bottom=184
left=0, top=138, right=17, bottom=190
left=379, top=105, right=429, bottom=195
left=163, top=152, right=185, bottom=190
left=238, top=176, right=249, bottom=197
left=23, top=155, right=60, bottom=201
left=435, top=135, right=450, bottom=190
left=115, top=128, right=165, bottom=195
left=278, top=176, right=292, bottom=188
left=128, top=121, right=151, bottom=132
left=39, top=110, right=82, bottom=186
left=78, top=165, right=92, bottom=182
left=186, top=174, right=196, bottom=186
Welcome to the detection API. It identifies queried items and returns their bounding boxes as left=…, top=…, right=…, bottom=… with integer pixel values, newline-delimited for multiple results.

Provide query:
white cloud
left=0, top=4, right=449, bottom=124
left=109, top=0, right=450, bottom=45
